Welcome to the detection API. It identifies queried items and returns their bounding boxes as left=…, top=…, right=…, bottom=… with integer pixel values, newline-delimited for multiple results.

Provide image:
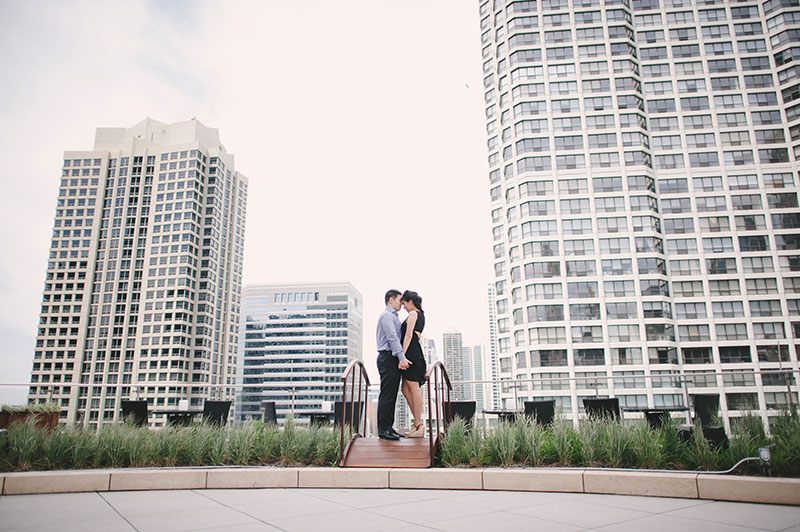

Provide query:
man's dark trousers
left=377, top=350, right=401, bottom=433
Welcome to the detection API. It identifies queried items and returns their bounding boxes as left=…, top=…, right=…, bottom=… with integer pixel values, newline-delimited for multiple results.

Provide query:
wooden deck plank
left=341, top=436, right=436, bottom=468
left=344, top=458, right=431, bottom=467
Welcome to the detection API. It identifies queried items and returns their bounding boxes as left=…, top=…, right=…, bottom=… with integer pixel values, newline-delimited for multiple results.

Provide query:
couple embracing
left=375, top=289, right=427, bottom=440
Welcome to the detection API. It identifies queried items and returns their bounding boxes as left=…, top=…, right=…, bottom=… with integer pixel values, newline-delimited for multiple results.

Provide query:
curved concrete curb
left=1, top=468, right=798, bottom=505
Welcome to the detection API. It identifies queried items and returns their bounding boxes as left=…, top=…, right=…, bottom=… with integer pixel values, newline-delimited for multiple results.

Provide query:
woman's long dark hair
left=401, top=290, right=423, bottom=312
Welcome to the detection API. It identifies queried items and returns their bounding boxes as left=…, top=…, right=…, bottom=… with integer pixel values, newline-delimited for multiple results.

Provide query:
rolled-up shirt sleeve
left=379, top=312, right=406, bottom=360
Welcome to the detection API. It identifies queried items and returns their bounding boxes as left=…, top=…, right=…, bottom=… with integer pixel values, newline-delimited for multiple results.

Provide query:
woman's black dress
left=400, top=310, right=427, bottom=384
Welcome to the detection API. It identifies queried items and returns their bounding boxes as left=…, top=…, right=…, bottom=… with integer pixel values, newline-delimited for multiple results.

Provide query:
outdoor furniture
left=120, top=400, right=148, bottom=427
left=583, top=397, right=620, bottom=419
left=677, top=424, right=694, bottom=443
left=302, top=410, right=335, bottom=426
left=482, top=409, right=520, bottom=423
left=445, top=401, right=476, bottom=426
left=202, top=400, right=231, bottom=426
left=524, top=400, right=555, bottom=425
left=644, top=409, right=669, bottom=430
left=334, top=400, right=362, bottom=428
left=677, top=423, right=729, bottom=449
left=703, top=425, right=729, bottom=450
left=167, top=412, right=195, bottom=426
left=154, top=410, right=200, bottom=427
left=262, top=401, right=277, bottom=424
left=692, top=393, right=720, bottom=426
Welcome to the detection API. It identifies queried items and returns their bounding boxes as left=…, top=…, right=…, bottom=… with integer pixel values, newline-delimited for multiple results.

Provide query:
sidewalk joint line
left=97, top=491, right=141, bottom=532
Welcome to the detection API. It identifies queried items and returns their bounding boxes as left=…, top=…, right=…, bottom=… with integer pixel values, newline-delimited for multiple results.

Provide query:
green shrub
left=577, top=419, right=605, bottom=466
left=1, top=402, right=61, bottom=414
left=629, top=420, right=664, bottom=469
left=1, top=414, right=799, bottom=476
left=466, top=425, right=487, bottom=467
left=227, top=422, right=258, bottom=465
left=3, top=419, right=46, bottom=471
left=658, top=415, right=684, bottom=469
left=485, top=422, right=516, bottom=466
left=771, top=412, right=800, bottom=477
left=312, top=426, right=340, bottom=466
left=682, top=423, right=720, bottom=471
left=515, top=420, right=545, bottom=467
left=253, top=423, right=281, bottom=464
left=550, top=419, right=577, bottom=466
left=440, top=417, right=469, bottom=466
left=603, top=419, right=631, bottom=468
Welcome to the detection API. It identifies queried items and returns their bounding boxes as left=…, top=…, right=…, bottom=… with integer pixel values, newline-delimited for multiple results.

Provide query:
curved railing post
left=425, top=361, right=452, bottom=466
left=339, top=360, right=371, bottom=466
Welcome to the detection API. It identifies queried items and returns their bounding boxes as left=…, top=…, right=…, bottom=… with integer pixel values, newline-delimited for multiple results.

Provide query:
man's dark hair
left=384, top=289, right=402, bottom=305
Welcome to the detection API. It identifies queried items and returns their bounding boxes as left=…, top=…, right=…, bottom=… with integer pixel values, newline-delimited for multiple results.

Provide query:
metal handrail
left=339, top=359, right=370, bottom=466
left=425, top=361, right=452, bottom=466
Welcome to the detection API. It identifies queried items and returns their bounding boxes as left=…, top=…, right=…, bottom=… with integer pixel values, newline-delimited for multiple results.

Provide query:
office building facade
left=235, top=282, right=363, bottom=423
left=480, top=0, right=799, bottom=426
left=29, top=118, right=248, bottom=427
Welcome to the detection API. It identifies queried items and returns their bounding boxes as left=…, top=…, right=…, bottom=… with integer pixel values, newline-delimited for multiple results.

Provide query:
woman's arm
left=402, top=311, right=418, bottom=354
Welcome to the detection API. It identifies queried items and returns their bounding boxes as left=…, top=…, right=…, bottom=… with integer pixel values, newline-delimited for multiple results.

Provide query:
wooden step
left=341, top=437, right=435, bottom=468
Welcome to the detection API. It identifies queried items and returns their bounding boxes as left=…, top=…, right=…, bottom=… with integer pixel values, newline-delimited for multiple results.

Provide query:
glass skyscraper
left=481, top=0, right=799, bottom=427
left=29, top=118, right=248, bottom=428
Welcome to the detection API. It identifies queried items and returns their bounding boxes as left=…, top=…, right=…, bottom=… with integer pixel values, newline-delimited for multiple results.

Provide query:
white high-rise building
left=480, top=0, right=800, bottom=427
left=462, top=347, right=475, bottom=400
left=235, top=282, right=363, bottom=423
left=462, top=345, right=487, bottom=411
left=29, top=118, right=248, bottom=427
left=442, top=331, right=465, bottom=399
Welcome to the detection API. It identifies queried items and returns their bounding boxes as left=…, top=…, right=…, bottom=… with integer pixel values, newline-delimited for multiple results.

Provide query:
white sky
left=0, top=0, right=492, bottom=401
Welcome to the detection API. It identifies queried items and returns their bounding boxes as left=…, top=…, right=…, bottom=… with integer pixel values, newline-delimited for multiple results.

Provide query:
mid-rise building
left=235, top=282, right=363, bottom=423
left=480, top=0, right=800, bottom=427
left=29, top=118, right=248, bottom=427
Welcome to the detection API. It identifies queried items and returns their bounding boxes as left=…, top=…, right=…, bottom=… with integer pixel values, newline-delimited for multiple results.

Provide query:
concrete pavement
left=1, top=487, right=799, bottom=531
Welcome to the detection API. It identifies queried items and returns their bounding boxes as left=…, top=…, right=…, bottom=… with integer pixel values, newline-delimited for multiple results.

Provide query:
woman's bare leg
left=408, top=381, right=423, bottom=430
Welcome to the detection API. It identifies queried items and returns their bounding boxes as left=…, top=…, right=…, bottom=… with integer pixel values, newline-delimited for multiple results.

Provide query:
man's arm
left=379, top=313, right=406, bottom=361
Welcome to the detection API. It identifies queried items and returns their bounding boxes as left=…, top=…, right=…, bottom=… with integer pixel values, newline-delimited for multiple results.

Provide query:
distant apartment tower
left=462, top=345, right=487, bottom=411
left=479, top=0, right=800, bottom=425
left=29, top=118, right=248, bottom=427
left=442, top=331, right=465, bottom=399
left=235, top=282, right=363, bottom=423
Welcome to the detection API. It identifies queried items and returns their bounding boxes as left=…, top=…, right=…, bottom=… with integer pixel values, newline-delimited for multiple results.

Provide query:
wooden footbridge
left=338, top=361, right=452, bottom=468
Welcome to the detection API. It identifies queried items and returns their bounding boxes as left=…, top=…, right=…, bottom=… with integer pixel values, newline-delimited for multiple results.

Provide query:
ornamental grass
left=2, top=413, right=798, bottom=476
left=440, top=412, right=800, bottom=477
left=0, top=416, right=339, bottom=472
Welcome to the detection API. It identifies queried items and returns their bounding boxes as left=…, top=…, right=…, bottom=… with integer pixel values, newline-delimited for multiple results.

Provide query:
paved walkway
left=1, top=488, right=799, bottom=532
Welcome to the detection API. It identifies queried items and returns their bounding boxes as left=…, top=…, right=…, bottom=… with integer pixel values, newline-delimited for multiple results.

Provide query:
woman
left=399, top=290, right=427, bottom=437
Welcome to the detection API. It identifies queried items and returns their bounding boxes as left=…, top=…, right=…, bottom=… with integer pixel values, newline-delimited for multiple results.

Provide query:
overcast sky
left=0, top=1, right=492, bottom=402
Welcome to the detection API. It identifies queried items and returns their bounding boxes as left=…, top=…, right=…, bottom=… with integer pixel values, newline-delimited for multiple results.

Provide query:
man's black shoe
left=390, top=428, right=406, bottom=438
left=378, top=430, right=400, bottom=440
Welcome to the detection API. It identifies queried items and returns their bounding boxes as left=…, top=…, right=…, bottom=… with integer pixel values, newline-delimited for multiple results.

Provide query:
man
left=375, top=289, right=412, bottom=440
